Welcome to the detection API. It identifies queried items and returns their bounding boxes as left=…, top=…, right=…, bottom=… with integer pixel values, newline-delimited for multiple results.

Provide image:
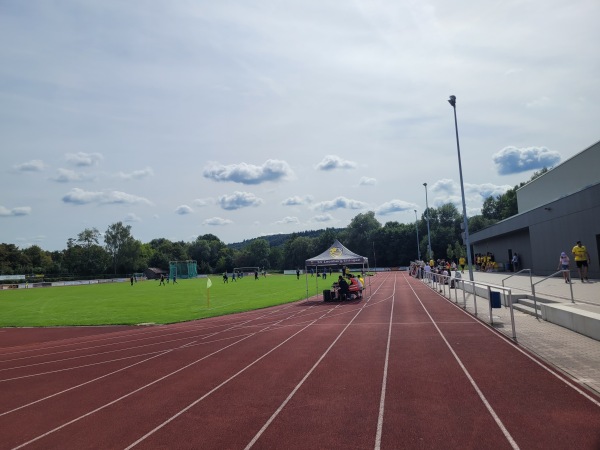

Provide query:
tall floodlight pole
left=448, top=95, right=474, bottom=282
left=423, top=183, right=433, bottom=262
left=414, top=209, right=421, bottom=261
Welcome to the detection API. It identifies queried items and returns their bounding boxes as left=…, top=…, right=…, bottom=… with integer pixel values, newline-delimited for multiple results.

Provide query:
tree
left=345, top=212, right=381, bottom=260
left=104, top=222, right=135, bottom=274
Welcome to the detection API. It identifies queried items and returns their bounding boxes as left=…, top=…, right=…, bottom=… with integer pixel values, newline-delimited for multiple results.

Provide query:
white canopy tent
left=304, top=240, right=370, bottom=301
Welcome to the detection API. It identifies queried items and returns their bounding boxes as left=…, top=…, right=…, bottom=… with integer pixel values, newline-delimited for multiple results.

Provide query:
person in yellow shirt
left=458, top=256, right=466, bottom=273
left=571, top=240, right=590, bottom=282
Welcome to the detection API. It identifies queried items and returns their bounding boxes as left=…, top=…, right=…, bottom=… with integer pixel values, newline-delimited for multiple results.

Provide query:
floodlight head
left=423, top=182, right=427, bottom=187
left=448, top=95, right=456, bottom=107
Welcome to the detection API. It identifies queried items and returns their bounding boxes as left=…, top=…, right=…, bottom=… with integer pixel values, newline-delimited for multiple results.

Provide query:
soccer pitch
left=0, top=275, right=323, bottom=327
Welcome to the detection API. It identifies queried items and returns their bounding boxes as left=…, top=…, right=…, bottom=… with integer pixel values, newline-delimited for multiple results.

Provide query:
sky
left=1, top=0, right=599, bottom=252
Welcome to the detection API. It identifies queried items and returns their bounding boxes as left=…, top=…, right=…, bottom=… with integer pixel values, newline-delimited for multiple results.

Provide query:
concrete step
left=513, top=303, right=540, bottom=316
left=513, top=295, right=559, bottom=317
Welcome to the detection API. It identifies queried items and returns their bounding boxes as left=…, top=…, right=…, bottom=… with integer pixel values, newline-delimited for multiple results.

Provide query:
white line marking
left=244, top=280, right=386, bottom=449
left=406, top=278, right=520, bottom=450
left=416, top=274, right=600, bottom=409
left=125, top=306, right=339, bottom=450
left=374, top=274, right=395, bottom=450
left=1, top=350, right=172, bottom=418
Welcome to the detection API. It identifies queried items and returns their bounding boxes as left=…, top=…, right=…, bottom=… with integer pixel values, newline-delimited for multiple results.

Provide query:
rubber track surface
left=1, top=273, right=599, bottom=449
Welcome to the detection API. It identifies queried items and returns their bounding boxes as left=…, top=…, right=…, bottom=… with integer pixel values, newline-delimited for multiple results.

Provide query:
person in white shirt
left=558, top=252, right=571, bottom=283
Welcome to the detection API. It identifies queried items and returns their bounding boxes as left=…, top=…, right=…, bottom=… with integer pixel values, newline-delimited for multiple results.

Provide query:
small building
left=469, top=140, right=600, bottom=278
left=144, top=267, right=168, bottom=280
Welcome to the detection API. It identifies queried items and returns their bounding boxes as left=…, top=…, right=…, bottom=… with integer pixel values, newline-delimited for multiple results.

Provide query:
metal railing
left=502, top=268, right=533, bottom=291
left=530, top=270, right=575, bottom=319
left=421, top=271, right=517, bottom=340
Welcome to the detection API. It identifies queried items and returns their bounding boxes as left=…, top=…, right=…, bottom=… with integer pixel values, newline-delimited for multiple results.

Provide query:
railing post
left=487, top=285, right=493, bottom=325
left=473, top=281, right=478, bottom=316
left=508, top=289, right=517, bottom=340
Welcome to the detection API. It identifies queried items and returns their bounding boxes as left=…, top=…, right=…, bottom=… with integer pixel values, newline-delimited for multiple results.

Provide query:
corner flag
left=206, top=277, right=212, bottom=307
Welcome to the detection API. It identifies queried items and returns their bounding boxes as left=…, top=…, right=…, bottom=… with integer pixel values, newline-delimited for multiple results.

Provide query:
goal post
left=232, top=267, right=260, bottom=277
left=169, top=260, right=198, bottom=280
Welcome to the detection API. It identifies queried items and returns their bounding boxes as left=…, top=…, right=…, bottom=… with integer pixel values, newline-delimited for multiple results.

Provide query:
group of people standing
left=558, top=240, right=591, bottom=283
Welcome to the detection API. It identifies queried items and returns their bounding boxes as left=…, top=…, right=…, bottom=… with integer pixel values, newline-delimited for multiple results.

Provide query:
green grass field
left=0, top=274, right=326, bottom=327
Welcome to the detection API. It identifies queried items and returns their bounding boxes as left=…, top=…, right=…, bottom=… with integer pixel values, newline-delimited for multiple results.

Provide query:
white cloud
left=175, top=205, right=193, bottom=215
left=282, top=195, right=312, bottom=206
left=493, top=146, right=561, bottom=175
left=203, top=217, right=233, bottom=226
left=313, top=196, right=368, bottom=212
left=62, top=188, right=152, bottom=206
left=0, top=205, right=32, bottom=217
left=13, top=160, right=45, bottom=172
left=312, top=214, right=334, bottom=223
left=123, top=213, right=142, bottom=222
left=375, top=200, right=417, bottom=215
left=316, top=155, right=357, bottom=171
left=218, top=191, right=264, bottom=210
left=117, top=167, right=154, bottom=180
left=52, top=168, right=94, bottom=183
left=275, top=216, right=299, bottom=224
left=203, top=160, right=293, bottom=184
left=193, top=198, right=212, bottom=207
left=358, top=177, right=376, bottom=186
left=65, top=152, right=103, bottom=167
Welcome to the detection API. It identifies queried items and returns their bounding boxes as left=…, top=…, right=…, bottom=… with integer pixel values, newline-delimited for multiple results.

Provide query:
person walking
left=571, top=240, right=590, bottom=282
left=558, top=252, right=571, bottom=283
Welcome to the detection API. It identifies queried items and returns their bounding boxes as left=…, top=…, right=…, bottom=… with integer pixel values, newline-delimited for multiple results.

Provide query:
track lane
left=405, top=274, right=600, bottom=448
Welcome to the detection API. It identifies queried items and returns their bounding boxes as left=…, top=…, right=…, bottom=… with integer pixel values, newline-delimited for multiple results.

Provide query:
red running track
left=1, top=273, right=599, bottom=449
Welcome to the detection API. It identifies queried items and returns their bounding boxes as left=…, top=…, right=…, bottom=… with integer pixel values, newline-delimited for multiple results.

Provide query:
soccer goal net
left=169, top=260, right=198, bottom=279
left=233, top=267, right=260, bottom=277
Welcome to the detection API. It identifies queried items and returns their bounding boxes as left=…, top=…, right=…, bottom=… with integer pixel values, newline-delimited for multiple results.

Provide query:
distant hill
left=228, top=228, right=344, bottom=250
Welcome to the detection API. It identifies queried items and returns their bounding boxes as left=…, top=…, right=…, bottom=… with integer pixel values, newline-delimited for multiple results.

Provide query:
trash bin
left=323, top=289, right=332, bottom=302
left=490, top=291, right=501, bottom=308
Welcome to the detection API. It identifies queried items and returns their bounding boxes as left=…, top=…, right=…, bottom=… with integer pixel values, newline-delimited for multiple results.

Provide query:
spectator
left=571, top=241, right=590, bottom=282
left=558, top=252, right=571, bottom=283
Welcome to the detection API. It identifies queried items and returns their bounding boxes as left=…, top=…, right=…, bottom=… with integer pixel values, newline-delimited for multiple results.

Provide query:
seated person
left=347, top=275, right=362, bottom=299
left=337, top=276, right=350, bottom=301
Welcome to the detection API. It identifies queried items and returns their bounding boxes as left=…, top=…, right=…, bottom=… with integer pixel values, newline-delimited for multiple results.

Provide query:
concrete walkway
left=423, top=271, right=600, bottom=396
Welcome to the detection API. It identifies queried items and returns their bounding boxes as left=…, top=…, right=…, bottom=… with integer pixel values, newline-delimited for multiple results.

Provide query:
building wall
left=471, top=182, right=600, bottom=278
left=472, top=229, right=530, bottom=272
left=517, top=140, right=600, bottom=213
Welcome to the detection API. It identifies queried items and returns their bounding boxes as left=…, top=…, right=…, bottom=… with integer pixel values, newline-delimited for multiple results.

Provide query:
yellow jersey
left=572, top=245, right=588, bottom=261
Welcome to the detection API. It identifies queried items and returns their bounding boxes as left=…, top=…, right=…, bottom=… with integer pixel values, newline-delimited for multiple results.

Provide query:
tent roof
left=305, top=240, right=368, bottom=266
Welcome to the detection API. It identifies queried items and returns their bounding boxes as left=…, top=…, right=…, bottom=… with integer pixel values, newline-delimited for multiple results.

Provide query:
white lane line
left=0, top=350, right=168, bottom=383
left=10, top=333, right=258, bottom=450
left=244, top=279, right=387, bottom=449
left=374, top=274, right=395, bottom=450
left=10, top=304, right=323, bottom=449
left=0, top=303, right=299, bottom=361
left=125, top=306, right=341, bottom=450
left=406, top=280, right=520, bottom=450
left=1, top=350, right=172, bottom=418
left=412, top=274, right=600, bottom=409
left=1, top=305, right=315, bottom=372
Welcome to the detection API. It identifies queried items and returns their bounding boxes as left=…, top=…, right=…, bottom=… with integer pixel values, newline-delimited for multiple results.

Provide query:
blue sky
left=1, top=0, right=599, bottom=251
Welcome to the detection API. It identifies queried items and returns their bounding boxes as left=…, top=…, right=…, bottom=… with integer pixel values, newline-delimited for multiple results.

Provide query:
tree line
left=0, top=170, right=545, bottom=279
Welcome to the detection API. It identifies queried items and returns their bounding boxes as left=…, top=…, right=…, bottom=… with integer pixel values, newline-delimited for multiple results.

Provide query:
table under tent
left=305, top=240, right=370, bottom=302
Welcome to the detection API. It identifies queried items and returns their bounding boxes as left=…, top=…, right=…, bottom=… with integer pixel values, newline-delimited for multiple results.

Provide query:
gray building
left=470, top=140, right=600, bottom=279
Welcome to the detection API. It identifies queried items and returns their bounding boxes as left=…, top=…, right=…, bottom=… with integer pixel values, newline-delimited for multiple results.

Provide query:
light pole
left=448, top=95, right=474, bottom=281
left=423, top=183, right=433, bottom=263
left=414, top=209, right=421, bottom=261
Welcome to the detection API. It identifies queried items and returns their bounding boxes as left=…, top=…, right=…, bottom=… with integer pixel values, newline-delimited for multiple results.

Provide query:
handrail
left=502, top=268, right=533, bottom=293
left=420, top=271, right=516, bottom=340
left=531, top=270, right=575, bottom=318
